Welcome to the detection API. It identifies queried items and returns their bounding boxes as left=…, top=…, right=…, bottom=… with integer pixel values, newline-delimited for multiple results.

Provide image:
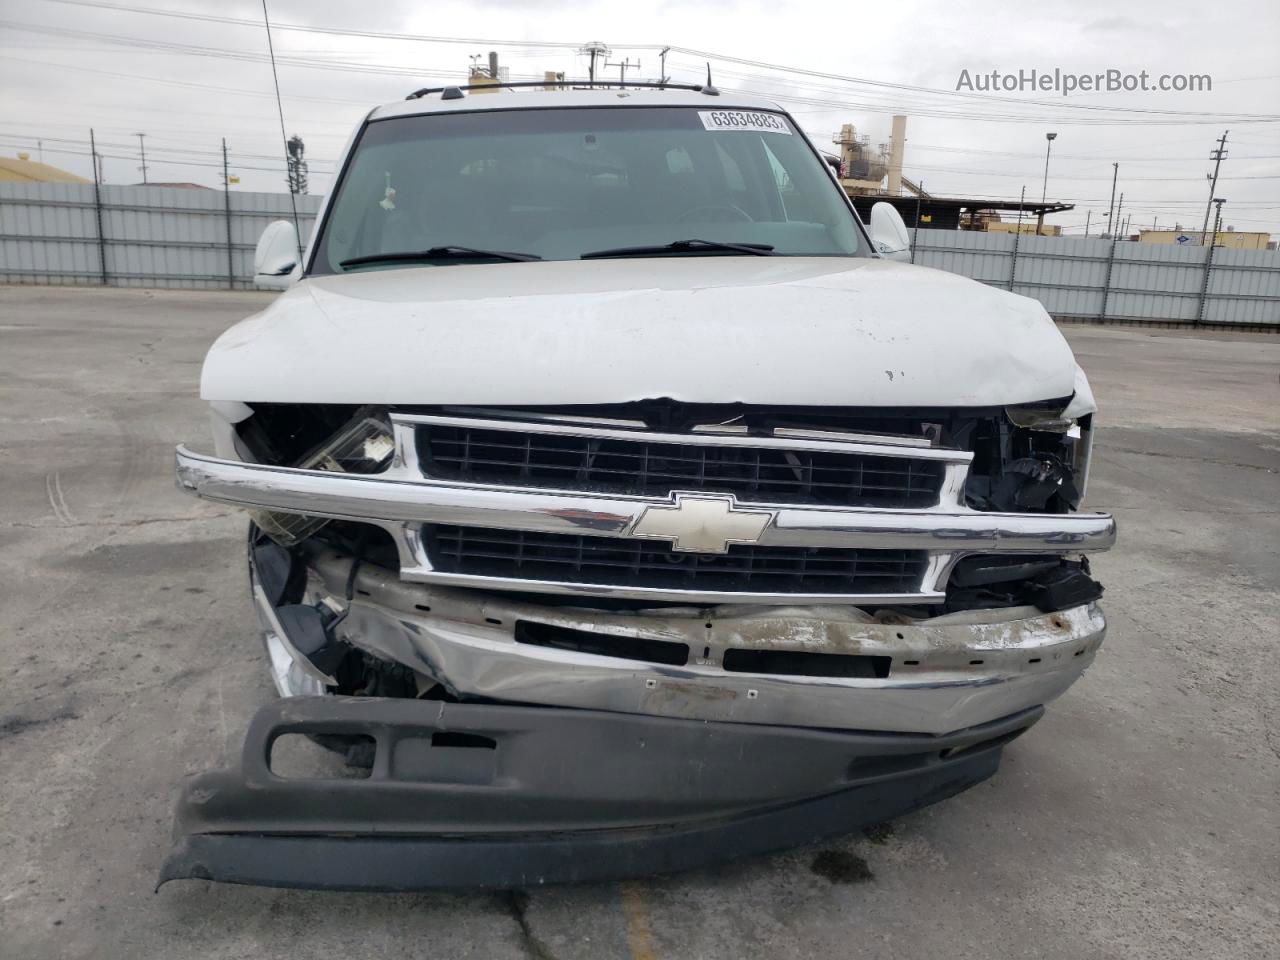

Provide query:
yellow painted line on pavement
left=621, top=881, right=658, bottom=960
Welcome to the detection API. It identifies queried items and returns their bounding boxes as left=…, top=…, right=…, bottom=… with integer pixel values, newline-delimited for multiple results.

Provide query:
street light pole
left=1037, top=132, right=1056, bottom=235
left=1041, top=132, right=1057, bottom=204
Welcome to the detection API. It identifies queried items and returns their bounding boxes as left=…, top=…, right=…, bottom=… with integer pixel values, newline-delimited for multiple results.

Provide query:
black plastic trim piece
left=158, top=696, right=1041, bottom=891
left=722, top=647, right=891, bottom=679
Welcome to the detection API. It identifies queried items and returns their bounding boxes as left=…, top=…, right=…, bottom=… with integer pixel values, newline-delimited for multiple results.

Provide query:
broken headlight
left=966, top=402, right=1095, bottom=513
left=251, top=406, right=395, bottom=546
left=1004, top=400, right=1075, bottom=434
left=1008, top=400, right=1093, bottom=499
left=1001, top=402, right=1093, bottom=510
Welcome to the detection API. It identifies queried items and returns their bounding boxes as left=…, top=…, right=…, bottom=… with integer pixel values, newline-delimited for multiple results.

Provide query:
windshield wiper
left=580, top=239, right=776, bottom=260
left=340, top=245, right=541, bottom=268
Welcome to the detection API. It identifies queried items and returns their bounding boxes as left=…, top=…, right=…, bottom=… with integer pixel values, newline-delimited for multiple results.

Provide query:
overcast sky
left=2, top=0, right=1278, bottom=237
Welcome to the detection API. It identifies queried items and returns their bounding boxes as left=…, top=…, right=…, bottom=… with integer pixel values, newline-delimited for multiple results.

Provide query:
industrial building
left=1138, top=228, right=1272, bottom=250
left=0, top=152, right=89, bottom=184
left=834, top=116, right=1071, bottom=234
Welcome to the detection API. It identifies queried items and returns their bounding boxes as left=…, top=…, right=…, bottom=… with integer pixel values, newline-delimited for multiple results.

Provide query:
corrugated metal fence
left=912, top=228, right=1280, bottom=328
left=0, top=182, right=322, bottom=290
left=2, top=182, right=1277, bottom=327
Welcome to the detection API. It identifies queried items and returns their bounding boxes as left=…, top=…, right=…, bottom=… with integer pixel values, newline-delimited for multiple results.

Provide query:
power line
left=27, top=0, right=1280, bottom=123
left=0, top=130, right=335, bottom=166
left=0, top=20, right=556, bottom=83
left=34, top=0, right=600, bottom=50
left=0, top=140, right=307, bottom=175
left=661, top=52, right=1280, bottom=122
left=1, top=53, right=390, bottom=107
left=896, top=162, right=1278, bottom=181
left=900, top=141, right=1280, bottom=163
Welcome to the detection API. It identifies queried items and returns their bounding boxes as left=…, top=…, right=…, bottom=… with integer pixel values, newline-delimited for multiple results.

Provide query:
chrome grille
left=424, top=524, right=929, bottom=595
left=178, top=414, right=1117, bottom=607
left=417, top=420, right=947, bottom=508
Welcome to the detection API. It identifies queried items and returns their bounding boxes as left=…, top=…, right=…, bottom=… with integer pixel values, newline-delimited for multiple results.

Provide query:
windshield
left=311, top=106, right=865, bottom=273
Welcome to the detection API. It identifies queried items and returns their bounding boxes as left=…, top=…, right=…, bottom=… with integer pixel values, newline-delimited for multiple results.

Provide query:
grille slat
left=420, top=425, right=944, bottom=509
left=425, top=525, right=927, bottom=595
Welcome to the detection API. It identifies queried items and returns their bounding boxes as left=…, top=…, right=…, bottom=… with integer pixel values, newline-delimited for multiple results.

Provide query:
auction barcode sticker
left=698, top=111, right=793, bottom=135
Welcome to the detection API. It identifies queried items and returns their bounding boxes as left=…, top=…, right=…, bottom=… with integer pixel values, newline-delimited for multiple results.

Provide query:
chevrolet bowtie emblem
left=631, top=493, right=774, bottom=554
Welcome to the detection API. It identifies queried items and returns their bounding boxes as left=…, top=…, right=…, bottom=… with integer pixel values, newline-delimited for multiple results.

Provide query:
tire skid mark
left=45, top=471, right=76, bottom=524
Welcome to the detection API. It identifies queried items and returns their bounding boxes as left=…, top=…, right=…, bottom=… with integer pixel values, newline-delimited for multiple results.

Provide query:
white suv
left=160, top=84, right=1115, bottom=892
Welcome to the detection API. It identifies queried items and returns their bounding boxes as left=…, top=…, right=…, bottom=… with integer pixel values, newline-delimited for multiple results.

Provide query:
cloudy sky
left=2, top=0, right=1278, bottom=237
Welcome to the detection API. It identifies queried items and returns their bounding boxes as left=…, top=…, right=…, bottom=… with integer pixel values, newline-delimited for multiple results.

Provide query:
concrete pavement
left=1, top=286, right=1276, bottom=959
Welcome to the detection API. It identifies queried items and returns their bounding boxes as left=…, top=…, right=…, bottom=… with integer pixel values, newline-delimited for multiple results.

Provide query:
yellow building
left=1138, top=229, right=1270, bottom=250
left=0, top=152, right=90, bottom=184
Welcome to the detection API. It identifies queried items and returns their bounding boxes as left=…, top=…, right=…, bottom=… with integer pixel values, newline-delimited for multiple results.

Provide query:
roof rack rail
left=405, top=79, right=719, bottom=101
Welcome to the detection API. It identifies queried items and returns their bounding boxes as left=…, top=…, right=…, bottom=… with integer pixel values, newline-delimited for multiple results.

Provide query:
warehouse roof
left=0, top=154, right=90, bottom=184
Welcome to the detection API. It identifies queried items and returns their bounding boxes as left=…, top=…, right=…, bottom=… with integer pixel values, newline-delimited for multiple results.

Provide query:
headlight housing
left=245, top=406, right=394, bottom=546
left=1002, top=402, right=1094, bottom=508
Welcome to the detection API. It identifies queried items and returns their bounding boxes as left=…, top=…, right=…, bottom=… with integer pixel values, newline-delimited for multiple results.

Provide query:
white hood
left=202, top=257, right=1079, bottom=408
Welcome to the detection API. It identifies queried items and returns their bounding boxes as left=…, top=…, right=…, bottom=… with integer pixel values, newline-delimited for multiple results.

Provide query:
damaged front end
left=162, top=399, right=1113, bottom=890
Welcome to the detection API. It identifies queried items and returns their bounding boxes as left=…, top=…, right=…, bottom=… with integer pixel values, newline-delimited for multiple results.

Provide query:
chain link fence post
left=222, top=139, right=235, bottom=290
left=1097, top=238, right=1118, bottom=322
left=89, top=128, right=108, bottom=286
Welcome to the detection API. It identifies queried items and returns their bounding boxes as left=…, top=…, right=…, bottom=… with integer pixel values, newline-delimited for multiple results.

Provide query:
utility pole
left=1105, top=162, right=1118, bottom=237
left=606, top=56, right=640, bottom=89
left=579, top=42, right=609, bottom=83
left=135, top=132, right=148, bottom=184
left=37, top=139, right=43, bottom=163
left=1084, top=210, right=1091, bottom=237
left=221, top=138, right=234, bottom=289
left=1200, top=130, right=1229, bottom=245
left=659, top=46, right=670, bottom=83
left=1114, top=192, right=1125, bottom=239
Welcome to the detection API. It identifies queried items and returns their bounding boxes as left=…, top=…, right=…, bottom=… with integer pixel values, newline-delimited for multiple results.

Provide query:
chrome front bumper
left=269, top=545, right=1107, bottom=736
left=176, top=438, right=1115, bottom=605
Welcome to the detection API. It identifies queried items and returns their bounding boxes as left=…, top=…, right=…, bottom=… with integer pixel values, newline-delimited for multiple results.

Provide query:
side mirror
left=254, top=220, right=300, bottom=290
left=870, top=201, right=912, bottom=262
